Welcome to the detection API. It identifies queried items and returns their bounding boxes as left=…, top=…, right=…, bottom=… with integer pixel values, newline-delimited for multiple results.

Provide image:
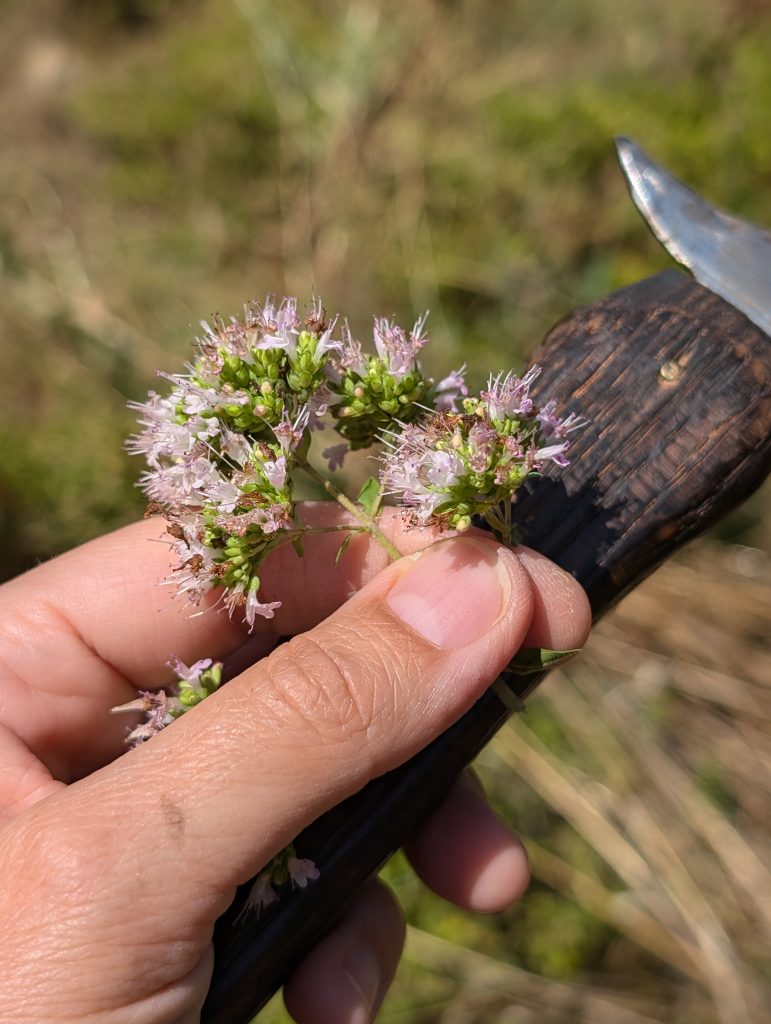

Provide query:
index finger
left=0, top=504, right=448, bottom=688
left=0, top=505, right=589, bottom=779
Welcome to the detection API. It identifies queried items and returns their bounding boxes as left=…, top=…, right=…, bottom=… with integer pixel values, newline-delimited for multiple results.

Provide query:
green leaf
left=355, top=476, right=383, bottom=517
left=507, top=647, right=582, bottom=675
left=335, top=532, right=354, bottom=565
left=291, top=535, right=305, bottom=558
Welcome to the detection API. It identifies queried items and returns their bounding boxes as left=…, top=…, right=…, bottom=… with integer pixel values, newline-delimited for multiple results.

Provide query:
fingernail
left=342, top=946, right=382, bottom=1023
left=386, top=538, right=509, bottom=649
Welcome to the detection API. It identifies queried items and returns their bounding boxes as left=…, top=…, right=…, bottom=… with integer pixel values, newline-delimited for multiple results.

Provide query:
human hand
left=0, top=504, right=590, bottom=1023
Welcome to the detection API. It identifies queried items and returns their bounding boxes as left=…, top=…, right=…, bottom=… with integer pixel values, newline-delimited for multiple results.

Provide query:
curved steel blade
left=616, top=137, right=771, bottom=338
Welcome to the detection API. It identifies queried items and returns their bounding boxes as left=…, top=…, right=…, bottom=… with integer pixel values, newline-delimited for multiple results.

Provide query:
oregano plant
left=113, top=295, right=584, bottom=910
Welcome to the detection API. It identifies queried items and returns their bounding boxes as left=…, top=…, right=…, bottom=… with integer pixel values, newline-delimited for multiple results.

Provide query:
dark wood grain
left=203, top=270, right=771, bottom=1024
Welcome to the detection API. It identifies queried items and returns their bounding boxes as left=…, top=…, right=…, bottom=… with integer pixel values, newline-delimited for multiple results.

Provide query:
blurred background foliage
left=1, top=1, right=770, bottom=1021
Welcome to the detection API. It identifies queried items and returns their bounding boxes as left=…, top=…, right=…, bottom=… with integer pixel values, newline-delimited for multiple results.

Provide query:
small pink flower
left=263, top=456, right=287, bottom=489
left=372, top=313, right=429, bottom=378
left=167, top=657, right=213, bottom=682
left=251, top=295, right=310, bottom=357
left=111, top=689, right=172, bottom=746
left=220, top=427, right=252, bottom=467
left=434, top=366, right=468, bottom=411
left=537, top=401, right=587, bottom=440
left=333, top=321, right=366, bottom=377
left=287, top=857, right=320, bottom=888
left=272, top=407, right=309, bottom=452
left=243, top=873, right=279, bottom=915
left=534, top=440, right=572, bottom=468
left=224, top=582, right=282, bottom=630
left=481, top=367, right=541, bottom=421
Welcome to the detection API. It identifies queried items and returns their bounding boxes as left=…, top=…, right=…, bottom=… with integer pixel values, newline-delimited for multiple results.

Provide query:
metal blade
left=616, top=137, right=771, bottom=338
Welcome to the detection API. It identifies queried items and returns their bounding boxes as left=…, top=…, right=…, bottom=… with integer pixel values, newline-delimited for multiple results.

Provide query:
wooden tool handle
left=203, top=270, right=771, bottom=1024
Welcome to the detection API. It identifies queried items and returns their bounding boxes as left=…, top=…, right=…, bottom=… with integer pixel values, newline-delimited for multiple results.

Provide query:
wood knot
left=659, top=360, right=683, bottom=384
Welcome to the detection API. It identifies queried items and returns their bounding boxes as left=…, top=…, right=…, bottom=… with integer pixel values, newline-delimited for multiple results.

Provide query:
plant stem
left=504, top=495, right=512, bottom=544
left=297, top=460, right=403, bottom=561
left=491, top=676, right=526, bottom=713
left=269, top=523, right=368, bottom=556
left=289, top=524, right=366, bottom=537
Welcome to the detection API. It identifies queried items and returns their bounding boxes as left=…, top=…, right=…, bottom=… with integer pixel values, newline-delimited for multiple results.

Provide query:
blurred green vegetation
left=1, top=2, right=770, bottom=1022
left=3, top=0, right=771, bottom=571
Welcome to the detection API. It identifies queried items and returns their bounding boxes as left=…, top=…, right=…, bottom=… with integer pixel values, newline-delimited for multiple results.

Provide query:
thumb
left=217, top=532, right=532, bottom=845
left=149, top=536, right=534, bottom=892
left=4, top=537, right=535, bottom=973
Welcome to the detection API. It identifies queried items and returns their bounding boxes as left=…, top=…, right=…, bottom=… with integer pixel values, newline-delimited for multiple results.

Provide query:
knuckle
left=0, top=809, right=113, bottom=958
left=249, top=621, right=407, bottom=750
left=18, top=812, right=107, bottom=906
left=272, top=630, right=377, bottom=743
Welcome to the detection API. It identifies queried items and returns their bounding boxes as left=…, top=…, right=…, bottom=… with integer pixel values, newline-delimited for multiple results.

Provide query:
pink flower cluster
left=381, top=367, right=585, bottom=533
left=127, top=298, right=468, bottom=627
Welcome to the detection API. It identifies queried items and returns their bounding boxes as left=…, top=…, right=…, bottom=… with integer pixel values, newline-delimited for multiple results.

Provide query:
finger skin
left=0, top=505, right=454, bottom=689
left=0, top=507, right=468, bottom=779
left=284, top=879, right=404, bottom=1024
left=0, top=724, right=64, bottom=830
left=0, top=510, right=590, bottom=784
left=405, top=771, right=530, bottom=913
left=516, top=546, right=592, bottom=650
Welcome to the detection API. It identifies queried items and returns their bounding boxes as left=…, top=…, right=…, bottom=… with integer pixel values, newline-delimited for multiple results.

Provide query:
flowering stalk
left=296, top=455, right=402, bottom=561
left=238, top=843, right=321, bottom=917
left=111, top=658, right=224, bottom=745
left=380, top=368, right=584, bottom=544
left=116, top=293, right=585, bottom=910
